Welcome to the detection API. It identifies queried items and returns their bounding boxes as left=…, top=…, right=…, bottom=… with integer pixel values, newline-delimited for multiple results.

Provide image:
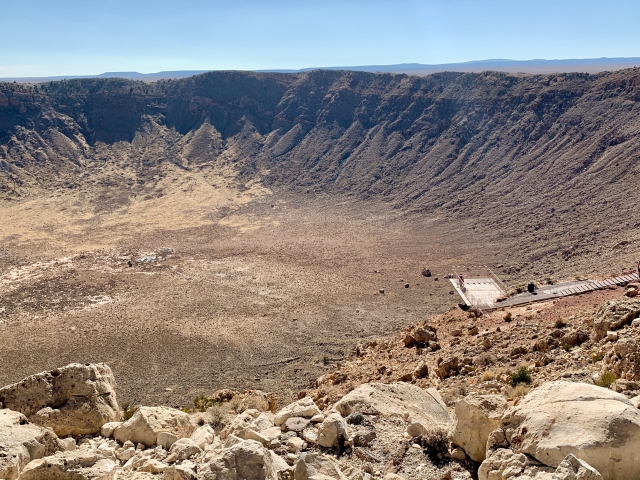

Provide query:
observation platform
left=450, top=267, right=639, bottom=311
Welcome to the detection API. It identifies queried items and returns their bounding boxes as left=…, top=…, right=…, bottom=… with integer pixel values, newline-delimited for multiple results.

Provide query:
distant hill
left=262, top=57, right=640, bottom=75
left=2, top=57, right=640, bottom=83
left=0, top=70, right=211, bottom=83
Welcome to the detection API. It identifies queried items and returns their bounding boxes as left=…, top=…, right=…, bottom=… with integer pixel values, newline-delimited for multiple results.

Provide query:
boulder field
left=1, top=361, right=640, bottom=480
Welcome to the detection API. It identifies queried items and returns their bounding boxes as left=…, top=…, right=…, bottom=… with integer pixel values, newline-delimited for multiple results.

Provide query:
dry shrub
left=509, top=384, right=530, bottom=398
left=473, top=353, right=495, bottom=368
left=418, top=427, right=450, bottom=465
left=481, top=370, right=496, bottom=382
left=554, top=318, right=568, bottom=329
left=206, top=404, right=226, bottom=432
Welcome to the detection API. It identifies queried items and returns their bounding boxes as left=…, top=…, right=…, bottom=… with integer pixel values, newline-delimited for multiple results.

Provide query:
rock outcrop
left=6, top=291, right=640, bottom=480
left=554, top=454, right=604, bottom=480
left=0, top=363, right=119, bottom=437
left=294, top=452, right=363, bottom=480
left=603, top=336, right=640, bottom=380
left=317, top=412, right=347, bottom=449
left=591, top=297, right=640, bottom=341
left=479, top=450, right=603, bottom=480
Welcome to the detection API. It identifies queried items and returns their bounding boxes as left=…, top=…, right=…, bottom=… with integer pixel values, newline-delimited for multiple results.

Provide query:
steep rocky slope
left=2, top=69, right=640, bottom=212
left=2, top=69, right=640, bottom=267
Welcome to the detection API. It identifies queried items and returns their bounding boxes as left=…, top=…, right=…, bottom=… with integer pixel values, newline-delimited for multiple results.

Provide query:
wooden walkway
left=493, top=272, right=639, bottom=309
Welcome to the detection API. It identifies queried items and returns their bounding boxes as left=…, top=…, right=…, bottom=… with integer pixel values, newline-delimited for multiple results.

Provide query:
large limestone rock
left=501, top=381, right=640, bottom=480
left=591, top=297, right=640, bottom=341
left=199, top=439, right=279, bottom=480
left=18, top=451, right=117, bottom=480
left=112, top=406, right=197, bottom=447
left=449, top=394, right=507, bottom=462
left=164, top=461, right=197, bottom=480
left=274, top=397, right=322, bottom=426
left=0, top=363, right=119, bottom=437
left=168, top=438, right=202, bottom=460
left=0, top=409, right=64, bottom=480
left=333, top=383, right=449, bottom=427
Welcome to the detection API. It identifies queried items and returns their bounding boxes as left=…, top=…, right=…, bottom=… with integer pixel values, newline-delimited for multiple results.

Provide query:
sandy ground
left=0, top=166, right=637, bottom=407
left=0, top=184, right=475, bottom=406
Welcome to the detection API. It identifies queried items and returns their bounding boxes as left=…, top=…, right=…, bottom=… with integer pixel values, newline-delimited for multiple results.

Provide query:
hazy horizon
left=1, top=0, right=639, bottom=77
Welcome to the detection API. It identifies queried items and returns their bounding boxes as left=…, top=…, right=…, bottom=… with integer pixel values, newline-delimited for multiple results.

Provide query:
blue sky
left=1, top=0, right=639, bottom=76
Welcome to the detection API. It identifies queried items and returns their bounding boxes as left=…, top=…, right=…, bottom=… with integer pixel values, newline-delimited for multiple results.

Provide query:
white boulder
left=100, top=422, right=122, bottom=438
left=294, top=452, right=363, bottom=480
left=112, top=406, right=197, bottom=447
left=449, top=394, right=507, bottom=462
left=220, top=409, right=274, bottom=440
left=554, top=454, right=603, bottom=480
left=164, top=460, right=197, bottom=480
left=18, top=451, right=117, bottom=480
left=501, top=381, right=640, bottom=480
left=317, top=412, right=347, bottom=449
left=168, top=438, right=202, bottom=460
left=274, top=397, right=322, bottom=426
left=190, top=424, right=215, bottom=448
left=0, top=363, right=119, bottom=437
left=0, top=409, right=64, bottom=480
left=333, top=383, right=449, bottom=427
left=199, top=439, right=279, bottom=480
left=478, top=448, right=554, bottom=480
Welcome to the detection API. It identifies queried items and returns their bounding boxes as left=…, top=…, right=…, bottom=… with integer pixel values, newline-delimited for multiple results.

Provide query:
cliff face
left=1, top=69, right=640, bottom=223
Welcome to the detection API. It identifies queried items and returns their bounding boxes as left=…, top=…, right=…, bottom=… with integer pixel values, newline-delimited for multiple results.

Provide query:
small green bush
left=510, top=366, right=532, bottom=386
left=503, top=312, right=513, bottom=322
left=193, top=395, right=218, bottom=412
left=121, top=402, right=138, bottom=421
left=591, top=352, right=604, bottom=363
left=595, top=371, right=617, bottom=389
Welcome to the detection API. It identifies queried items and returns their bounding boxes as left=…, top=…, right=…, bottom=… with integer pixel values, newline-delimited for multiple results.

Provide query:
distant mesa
left=3, top=57, right=640, bottom=83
